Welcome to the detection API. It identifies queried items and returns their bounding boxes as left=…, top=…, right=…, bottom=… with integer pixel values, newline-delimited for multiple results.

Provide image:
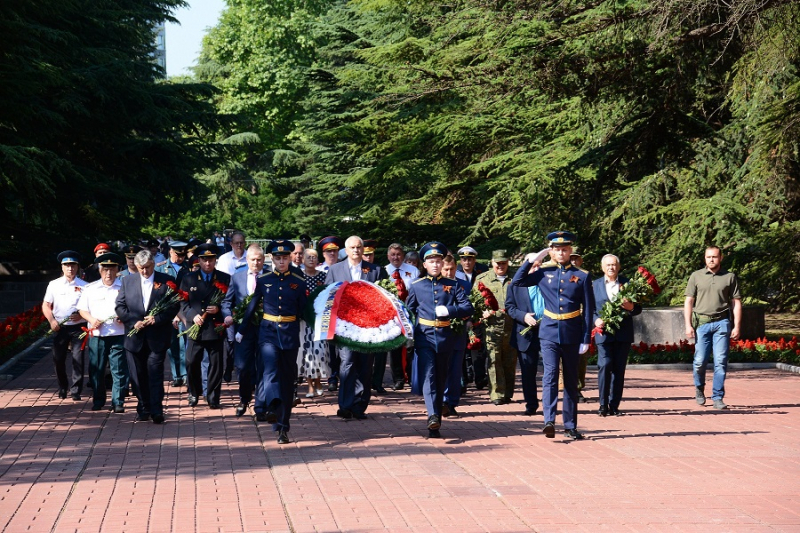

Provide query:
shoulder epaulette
left=411, top=277, right=426, bottom=285
left=541, top=260, right=557, bottom=267
left=576, top=266, right=589, bottom=274
left=258, top=272, right=271, bottom=278
left=291, top=273, right=305, bottom=281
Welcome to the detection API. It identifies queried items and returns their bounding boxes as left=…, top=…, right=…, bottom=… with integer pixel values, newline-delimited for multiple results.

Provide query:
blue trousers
left=443, top=345, right=465, bottom=408
left=88, top=335, right=128, bottom=409
left=168, top=323, right=186, bottom=381
left=518, top=339, right=540, bottom=413
left=597, top=341, right=629, bottom=410
left=541, top=340, right=579, bottom=430
left=234, top=329, right=259, bottom=404
left=254, top=342, right=297, bottom=431
left=417, top=341, right=451, bottom=417
left=186, top=338, right=223, bottom=406
left=693, top=319, right=731, bottom=400
left=338, top=347, right=374, bottom=416
left=126, top=343, right=167, bottom=417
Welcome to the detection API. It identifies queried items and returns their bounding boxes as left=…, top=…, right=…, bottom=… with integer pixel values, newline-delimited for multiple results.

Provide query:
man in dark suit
left=115, top=249, right=181, bottom=423
left=179, top=243, right=231, bottom=409
left=512, top=231, right=595, bottom=440
left=325, top=235, right=388, bottom=420
left=592, top=254, right=642, bottom=416
left=505, top=259, right=545, bottom=416
left=455, top=245, right=490, bottom=390
left=222, top=243, right=267, bottom=417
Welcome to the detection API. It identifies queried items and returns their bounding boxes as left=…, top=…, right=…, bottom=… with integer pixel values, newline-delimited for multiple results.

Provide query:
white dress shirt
left=604, top=277, right=621, bottom=300
left=43, top=276, right=88, bottom=325
left=384, top=263, right=419, bottom=288
left=141, top=273, right=154, bottom=310
left=349, top=261, right=362, bottom=281
left=77, top=279, right=124, bottom=336
left=217, top=250, right=248, bottom=276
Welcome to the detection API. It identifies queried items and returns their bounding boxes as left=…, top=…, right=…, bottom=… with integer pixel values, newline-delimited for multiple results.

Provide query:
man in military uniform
left=156, top=241, right=189, bottom=387
left=78, top=253, right=129, bottom=412
left=42, top=251, right=88, bottom=400
left=145, top=238, right=167, bottom=267
left=474, top=250, right=518, bottom=405
left=238, top=240, right=307, bottom=444
left=179, top=243, right=231, bottom=409
left=440, top=254, right=471, bottom=418
left=83, top=243, right=112, bottom=283
left=512, top=231, right=595, bottom=440
left=684, top=245, right=742, bottom=409
left=406, top=242, right=473, bottom=438
left=456, top=246, right=490, bottom=390
left=317, top=235, right=344, bottom=274
left=119, top=245, right=142, bottom=278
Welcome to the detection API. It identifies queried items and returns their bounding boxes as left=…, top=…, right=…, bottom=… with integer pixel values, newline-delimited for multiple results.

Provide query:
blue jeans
left=693, top=318, right=730, bottom=400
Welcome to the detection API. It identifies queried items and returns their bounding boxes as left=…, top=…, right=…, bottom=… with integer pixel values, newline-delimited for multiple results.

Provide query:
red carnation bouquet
left=376, top=270, right=408, bottom=302
left=596, top=266, right=661, bottom=335
left=181, top=280, right=228, bottom=340
left=129, top=281, right=189, bottom=336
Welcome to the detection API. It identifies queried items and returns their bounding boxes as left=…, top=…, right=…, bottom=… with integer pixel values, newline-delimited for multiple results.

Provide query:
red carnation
left=166, top=281, right=178, bottom=291
left=213, top=281, right=229, bottom=294
left=637, top=266, right=661, bottom=295
left=477, top=282, right=499, bottom=311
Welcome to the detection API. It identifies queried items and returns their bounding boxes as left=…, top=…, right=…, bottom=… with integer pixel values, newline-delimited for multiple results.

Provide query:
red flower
left=166, top=281, right=178, bottom=291
left=337, top=282, right=397, bottom=329
left=213, top=281, right=229, bottom=294
left=477, top=282, right=499, bottom=311
left=637, top=266, right=662, bottom=295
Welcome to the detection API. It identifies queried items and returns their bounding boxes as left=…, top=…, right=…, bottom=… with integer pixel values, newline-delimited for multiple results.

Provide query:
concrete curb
left=776, top=362, right=800, bottom=374
left=0, top=336, right=48, bottom=378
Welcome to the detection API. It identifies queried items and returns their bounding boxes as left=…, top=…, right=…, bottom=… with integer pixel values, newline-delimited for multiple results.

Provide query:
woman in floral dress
left=298, top=249, right=330, bottom=397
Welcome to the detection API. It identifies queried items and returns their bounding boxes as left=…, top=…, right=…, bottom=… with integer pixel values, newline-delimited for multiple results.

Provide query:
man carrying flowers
left=238, top=240, right=307, bottom=444
left=406, top=242, right=474, bottom=438
left=179, top=243, right=231, bottom=410
left=512, top=231, right=595, bottom=440
left=592, top=254, right=643, bottom=417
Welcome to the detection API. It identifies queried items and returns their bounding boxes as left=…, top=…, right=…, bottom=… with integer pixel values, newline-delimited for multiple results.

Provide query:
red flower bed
left=0, top=305, right=49, bottom=364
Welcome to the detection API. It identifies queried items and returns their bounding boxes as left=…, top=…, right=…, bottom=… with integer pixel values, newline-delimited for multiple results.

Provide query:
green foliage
left=0, top=0, right=224, bottom=264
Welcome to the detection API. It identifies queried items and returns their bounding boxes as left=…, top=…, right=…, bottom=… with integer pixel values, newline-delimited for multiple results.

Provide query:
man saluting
left=511, top=231, right=595, bottom=440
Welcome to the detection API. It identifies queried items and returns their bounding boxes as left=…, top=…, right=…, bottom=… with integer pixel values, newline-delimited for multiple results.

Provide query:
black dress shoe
left=441, top=404, right=452, bottom=417
left=293, top=396, right=301, bottom=407
left=393, top=381, right=404, bottom=391
left=235, top=403, right=247, bottom=417
left=223, top=368, right=233, bottom=383
left=135, top=413, right=151, bottom=422
left=113, top=405, right=125, bottom=414
left=265, top=411, right=278, bottom=424
left=208, top=403, right=221, bottom=409
left=188, top=395, right=198, bottom=407
left=492, top=399, right=504, bottom=406
left=524, top=407, right=537, bottom=416
left=427, top=415, right=441, bottom=430
left=152, top=414, right=165, bottom=424
left=354, top=412, right=368, bottom=420
left=598, top=405, right=608, bottom=417
left=171, top=379, right=181, bottom=387
left=255, top=412, right=268, bottom=422
left=543, top=421, right=556, bottom=438
left=447, top=406, right=459, bottom=418
left=609, top=408, right=624, bottom=416
left=427, top=429, right=442, bottom=439
left=337, top=408, right=353, bottom=420
left=474, top=380, right=487, bottom=391
left=374, top=387, right=387, bottom=395
left=277, top=430, right=290, bottom=444
left=71, top=393, right=81, bottom=401
left=58, top=389, right=67, bottom=399
left=564, top=428, right=585, bottom=440
left=577, top=391, right=587, bottom=403
left=328, top=379, right=338, bottom=392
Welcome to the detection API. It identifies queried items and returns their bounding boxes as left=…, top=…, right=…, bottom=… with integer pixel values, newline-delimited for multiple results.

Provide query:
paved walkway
left=1, top=343, right=799, bottom=532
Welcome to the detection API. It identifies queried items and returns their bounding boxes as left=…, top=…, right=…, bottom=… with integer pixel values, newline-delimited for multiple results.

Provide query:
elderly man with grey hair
left=115, top=249, right=182, bottom=424
left=591, top=253, right=642, bottom=416
left=324, top=235, right=388, bottom=419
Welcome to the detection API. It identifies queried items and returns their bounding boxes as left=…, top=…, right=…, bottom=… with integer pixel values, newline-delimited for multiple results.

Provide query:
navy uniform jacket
left=511, top=260, right=594, bottom=345
left=115, top=271, right=179, bottom=353
left=505, top=280, right=538, bottom=352
left=455, top=262, right=489, bottom=290
left=240, top=270, right=308, bottom=351
left=592, top=275, right=642, bottom=344
left=325, top=259, right=387, bottom=284
left=156, top=260, right=185, bottom=281
left=406, top=275, right=474, bottom=352
left=179, top=269, right=232, bottom=342
left=453, top=277, right=471, bottom=352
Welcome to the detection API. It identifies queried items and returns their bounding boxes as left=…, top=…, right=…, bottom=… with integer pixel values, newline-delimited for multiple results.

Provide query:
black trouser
left=388, top=346, right=408, bottom=384
left=52, top=324, right=85, bottom=395
left=372, top=351, right=387, bottom=389
left=186, top=337, right=224, bottom=406
left=126, top=343, right=167, bottom=417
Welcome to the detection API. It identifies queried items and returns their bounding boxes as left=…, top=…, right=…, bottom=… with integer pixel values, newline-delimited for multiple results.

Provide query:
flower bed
left=585, top=337, right=800, bottom=366
left=0, top=305, right=48, bottom=365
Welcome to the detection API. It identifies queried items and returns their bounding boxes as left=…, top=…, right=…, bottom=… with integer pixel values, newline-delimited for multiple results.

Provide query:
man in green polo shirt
left=684, top=246, right=742, bottom=410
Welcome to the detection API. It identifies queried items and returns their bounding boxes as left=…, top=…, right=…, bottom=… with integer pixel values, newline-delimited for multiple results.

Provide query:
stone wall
left=0, top=281, right=49, bottom=318
left=633, top=306, right=765, bottom=345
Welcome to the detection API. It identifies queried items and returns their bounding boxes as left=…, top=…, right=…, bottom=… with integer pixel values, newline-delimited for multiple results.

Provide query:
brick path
left=1, top=343, right=799, bottom=532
